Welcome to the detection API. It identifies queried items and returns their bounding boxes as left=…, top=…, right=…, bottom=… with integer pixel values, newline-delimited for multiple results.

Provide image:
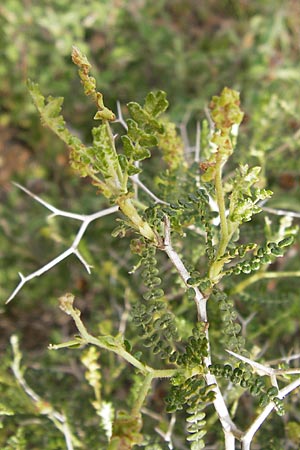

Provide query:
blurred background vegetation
left=1, top=0, right=300, bottom=448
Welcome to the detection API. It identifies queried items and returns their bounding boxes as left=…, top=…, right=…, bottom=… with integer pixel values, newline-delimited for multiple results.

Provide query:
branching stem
left=131, top=373, right=154, bottom=417
left=163, top=216, right=207, bottom=322
left=241, top=377, right=300, bottom=449
left=6, top=179, right=161, bottom=303
left=162, top=216, right=242, bottom=446
left=6, top=183, right=118, bottom=304
left=56, top=294, right=177, bottom=381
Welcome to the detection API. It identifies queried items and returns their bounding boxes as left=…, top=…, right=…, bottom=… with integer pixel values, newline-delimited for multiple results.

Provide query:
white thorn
left=74, top=249, right=93, bottom=274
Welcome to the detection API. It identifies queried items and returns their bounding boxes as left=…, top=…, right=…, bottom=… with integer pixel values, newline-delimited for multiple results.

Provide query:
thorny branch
left=227, top=349, right=300, bottom=448
left=261, top=205, right=300, bottom=218
left=5, top=168, right=300, bottom=449
left=241, top=377, right=300, bottom=450
left=163, top=216, right=207, bottom=322
left=162, top=216, right=242, bottom=448
left=227, top=349, right=300, bottom=388
left=163, top=215, right=300, bottom=448
left=6, top=183, right=118, bottom=304
left=6, top=175, right=167, bottom=304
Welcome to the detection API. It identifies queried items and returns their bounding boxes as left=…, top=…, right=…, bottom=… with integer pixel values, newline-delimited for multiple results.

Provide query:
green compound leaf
left=28, top=81, right=65, bottom=134
left=27, top=80, right=95, bottom=180
left=127, top=91, right=168, bottom=133
left=28, top=79, right=124, bottom=199
left=121, top=106, right=160, bottom=165
left=144, top=90, right=169, bottom=117
left=228, top=165, right=272, bottom=226
left=29, top=72, right=157, bottom=241
left=121, top=135, right=151, bottom=162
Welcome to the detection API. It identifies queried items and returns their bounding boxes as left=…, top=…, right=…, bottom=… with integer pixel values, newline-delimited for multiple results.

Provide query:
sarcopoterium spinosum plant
left=4, top=47, right=300, bottom=449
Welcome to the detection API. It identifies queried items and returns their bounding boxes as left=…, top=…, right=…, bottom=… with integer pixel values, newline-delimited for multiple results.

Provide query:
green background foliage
left=0, top=1, right=300, bottom=448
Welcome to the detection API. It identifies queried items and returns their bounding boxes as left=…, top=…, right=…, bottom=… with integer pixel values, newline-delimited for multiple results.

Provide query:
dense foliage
left=1, top=2, right=300, bottom=449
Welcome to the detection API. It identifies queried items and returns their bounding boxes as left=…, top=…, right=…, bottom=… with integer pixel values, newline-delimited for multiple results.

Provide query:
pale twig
left=8, top=176, right=167, bottom=304
left=141, top=407, right=163, bottom=422
left=6, top=183, right=118, bottom=303
left=267, top=353, right=300, bottom=366
left=163, top=216, right=242, bottom=447
left=236, top=312, right=256, bottom=337
left=155, top=413, right=176, bottom=450
left=130, top=174, right=169, bottom=205
left=179, top=111, right=191, bottom=154
left=118, top=288, right=131, bottom=335
left=194, top=120, right=201, bottom=163
left=12, top=182, right=85, bottom=220
left=261, top=205, right=300, bottom=219
left=10, top=335, right=77, bottom=450
left=163, top=216, right=207, bottom=322
left=142, top=408, right=176, bottom=450
left=165, top=413, right=176, bottom=448
left=115, top=101, right=128, bottom=131
left=241, top=377, right=300, bottom=450
left=226, top=349, right=300, bottom=377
